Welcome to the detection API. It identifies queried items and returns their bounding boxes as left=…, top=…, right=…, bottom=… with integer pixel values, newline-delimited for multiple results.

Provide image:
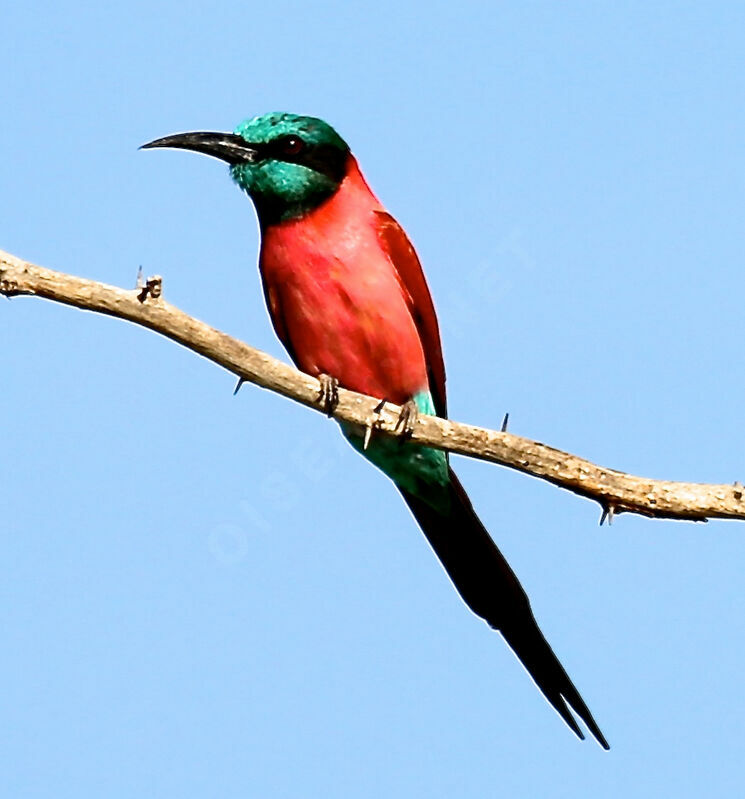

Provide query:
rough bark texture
left=3, top=247, right=743, bottom=523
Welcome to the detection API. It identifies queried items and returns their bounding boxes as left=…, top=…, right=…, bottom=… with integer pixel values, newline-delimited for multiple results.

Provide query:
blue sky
left=3, top=2, right=745, bottom=796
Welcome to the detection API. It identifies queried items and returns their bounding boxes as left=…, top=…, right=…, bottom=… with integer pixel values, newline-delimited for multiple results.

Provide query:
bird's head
left=142, top=112, right=350, bottom=224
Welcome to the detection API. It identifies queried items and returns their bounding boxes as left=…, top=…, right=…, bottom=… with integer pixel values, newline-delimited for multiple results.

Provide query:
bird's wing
left=374, top=211, right=447, bottom=417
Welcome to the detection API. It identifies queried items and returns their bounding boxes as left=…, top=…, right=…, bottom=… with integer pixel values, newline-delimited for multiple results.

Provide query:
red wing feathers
left=374, top=211, right=447, bottom=417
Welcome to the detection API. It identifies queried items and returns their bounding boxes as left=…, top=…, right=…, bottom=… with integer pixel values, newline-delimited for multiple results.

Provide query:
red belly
left=260, top=218, right=429, bottom=406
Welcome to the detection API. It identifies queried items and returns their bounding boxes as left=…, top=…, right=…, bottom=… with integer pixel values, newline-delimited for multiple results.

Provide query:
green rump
left=342, top=391, right=450, bottom=510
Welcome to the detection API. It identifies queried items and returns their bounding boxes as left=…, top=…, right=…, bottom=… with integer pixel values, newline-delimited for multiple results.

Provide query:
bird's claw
left=395, top=399, right=419, bottom=439
left=318, top=374, right=340, bottom=416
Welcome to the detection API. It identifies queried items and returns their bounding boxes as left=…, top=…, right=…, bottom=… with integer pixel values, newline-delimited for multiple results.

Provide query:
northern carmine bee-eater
left=142, top=113, right=608, bottom=749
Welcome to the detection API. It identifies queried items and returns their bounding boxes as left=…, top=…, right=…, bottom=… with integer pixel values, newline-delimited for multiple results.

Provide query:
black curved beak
left=140, top=132, right=259, bottom=165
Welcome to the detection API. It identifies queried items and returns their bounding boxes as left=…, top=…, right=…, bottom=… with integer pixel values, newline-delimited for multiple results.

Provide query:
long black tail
left=400, top=467, right=609, bottom=749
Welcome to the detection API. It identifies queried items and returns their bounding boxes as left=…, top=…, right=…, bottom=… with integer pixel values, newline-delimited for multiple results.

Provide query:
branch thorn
left=137, top=274, right=163, bottom=303
left=364, top=399, right=387, bottom=450
left=599, top=503, right=615, bottom=526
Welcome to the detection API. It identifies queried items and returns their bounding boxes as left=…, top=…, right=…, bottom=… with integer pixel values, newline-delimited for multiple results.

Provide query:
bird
left=142, top=112, right=609, bottom=749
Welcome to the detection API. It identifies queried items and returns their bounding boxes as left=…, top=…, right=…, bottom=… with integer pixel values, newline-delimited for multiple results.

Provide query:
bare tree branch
left=3, top=247, right=743, bottom=523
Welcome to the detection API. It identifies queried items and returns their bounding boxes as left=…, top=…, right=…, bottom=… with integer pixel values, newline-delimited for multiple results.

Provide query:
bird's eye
left=279, top=135, right=305, bottom=156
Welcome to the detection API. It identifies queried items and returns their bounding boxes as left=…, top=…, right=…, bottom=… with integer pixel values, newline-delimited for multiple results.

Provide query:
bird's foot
left=363, top=398, right=387, bottom=450
left=395, top=399, right=419, bottom=440
left=317, top=374, right=340, bottom=416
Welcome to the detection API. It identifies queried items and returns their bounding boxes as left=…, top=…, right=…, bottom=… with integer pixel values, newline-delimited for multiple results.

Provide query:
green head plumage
left=142, top=112, right=350, bottom=225
left=231, top=113, right=350, bottom=223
